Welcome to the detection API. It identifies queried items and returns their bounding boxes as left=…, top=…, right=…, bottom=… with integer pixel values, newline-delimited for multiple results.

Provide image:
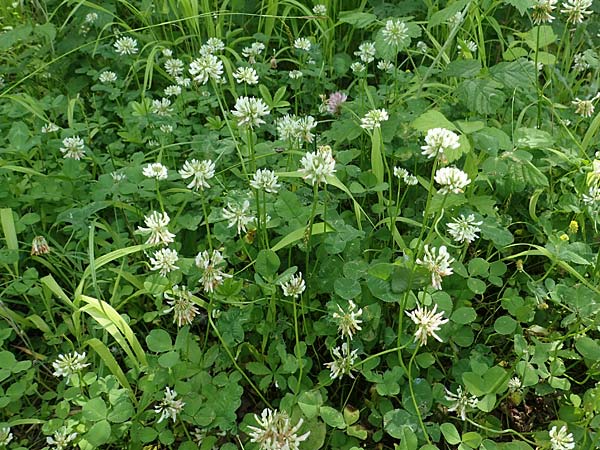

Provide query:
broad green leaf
left=338, top=10, right=377, bottom=28
left=457, top=78, right=506, bottom=115
left=494, top=316, right=517, bottom=335
left=298, top=391, right=323, bottom=419
left=83, top=398, right=107, bottom=422
left=411, top=110, right=456, bottom=131
left=255, top=249, right=280, bottom=278
left=575, top=336, right=600, bottom=359
left=146, top=329, right=173, bottom=353
left=440, top=423, right=461, bottom=445
left=451, top=307, right=477, bottom=324
left=320, top=406, right=346, bottom=429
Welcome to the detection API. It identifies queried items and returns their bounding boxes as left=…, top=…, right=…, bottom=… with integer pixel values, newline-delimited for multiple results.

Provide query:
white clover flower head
left=60, top=136, right=86, bottom=160
left=192, top=428, right=206, bottom=446
left=47, top=426, right=78, bottom=450
left=113, top=36, right=138, bottom=55
left=434, top=167, right=471, bottom=194
left=561, top=0, right=593, bottom=23
left=164, top=285, right=199, bottom=327
left=572, top=96, right=597, bottom=117
left=532, top=0, right=558, bottom=23
left=327, top=92, right=348, bottom=115
left=85, top=12, right=98, bottom=23
left=582, top=185, right=600, bottom=205
left=0, top=427, right=13, bottom=447
left=233, top=66, right=259, bottom=85
left=164, top=84, right=182, bottom=96
left=294, top=37, right=312, bottom=51
left=200, top=37, right=225, bottom=55
left=421, top=128, right=460, bottom=159
left=299, top=145, right=336, bottom=186
left=52, top=351, right=90, bottom=379
left=111, top=171, right=126, bottom=182
left=360, top=108, right=389, bottom=130
left=179, top=159, right=215, bottom=191
left=138, top=211, right=176, bottom=246
left=242, top=42, right=266, bottom=63
left=99, top=71, right=117, bottom=83
left=332, top=300, right=363, bottom=340
left=313, top=4, right=327, bottom=15
left=41, top=122, right=60, bottom=133
left=149, top=248, right=179, bottom=276
left=549, top=425, right=575, bottom=450
left=573, top=52, right=590, bottom=72
left=281, top=272, right=306, bottom=298
left=354, top=41, right=376, bottom=63
left=143, top=162, right=168, bottom=180
left=289, top=69, right=303, bottom=79
left=160, top=124, right=173, bottom=134
left=324, top=343, right=359, bottom=380
left=508, top=377, right=522, bottom=392
left=278, top=114, right=302, bottom=142
left=377, top=60, right=395, bottom=72
left=465, top=40, right=478, bottom=52
left=222, top=200, right=255, bottom=235
left=248, top=408, right=310, bottom=450
left=447, top=214, right=482, bottom=244
left=155, top=387, right=185, bottom=423
left=382, top=18, right=409, bottom=48
left=189, top=54, right=224, bottom=84
left=231, top=96, right=270, bottom=128
left=250, top=169, right=281, bottom=193
left=175, top=76, right=191, bottom=87
left=162, top=48, right=173, bottom=58
left=416, top=245, right=455, bottom=290
left=165, top=58, right=184, bottom=77
left=406, top=303, right=449, bottom=345
left=350, top=61, right=366, bottom=74
left=195, top=250, right=232, bottom=293
left=417, top=41, right=429, bottom=53
left=445, top=386, right=479, bottom=420
left=151, top=97, right=173, bottom=116
left=31, top=235, right=50, bottom=255
left=393, top=167, right=419, bottom=185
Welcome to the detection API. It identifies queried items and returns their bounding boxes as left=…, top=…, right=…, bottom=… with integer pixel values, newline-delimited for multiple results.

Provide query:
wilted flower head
left=434, top=167, right=471, bottom=194
left=138, top=211, right=176, bottom=246
left=572, top=95, right=598, bottom=117
left=560, top=0, right=593, bottom=23
left=248, top=408, right=310, bottom=450
left=294, top=37, right=312, bottom=51
left=549, top=425, right=575, bottom=450
left=447, top=214, right=482, bottom=244
left=222, top=200, right=255, bottom=235
left=324, top=343, right=359, bottom=380
left=332, top=300, right=363, bottom=340
left=242, top=42, right=266, bottom=63
left=189, top=54, right=223, bottom=84
left=233, top=66, right=259, bottom=85
left=231, top=96, right=270, bottom=128
left=31, top=235, right=50, bottom=255
left=354, top=41, right=376, bottom=63
left=406, top=303, right=449, bottom=345
left=416, top=245, right=455, bottom=290
left=327, top=92, right=347, bottom=115
left=164, top=285, right=199, bottom=327
left=250, top=169, right=281, bottom=193
left=52, top=351, right=90, bottom=379
left=60, top=136, right=85, bottom=160
left=299, top=145, right=336, bottom=185
left=382, top=18, right=409, bottom=48
left=195, top=249, right=232, bottom=293
left=143, top=162, right=168, bottom=180
left=421, top=128, right=460, bottom=159
left=149, top=248, right=179, bottom=276
left=445, top=386, right=479, bottom=420
left=531, top=0, right=558, bottom=23
left=360, top=108, right=389, bottom=130
left=113, top=36, right=138, bottom=55
left=155, top=387, right=185, bottom=423
left=179, top=159, right=215, bottom=191
left=47, top=426, right=78, bottom=450
left=281, top=272, right=306, bottom=298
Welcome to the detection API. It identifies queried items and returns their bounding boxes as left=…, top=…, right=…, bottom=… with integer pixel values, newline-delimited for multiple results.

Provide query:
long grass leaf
left=86, top=338, right=137, bottom=403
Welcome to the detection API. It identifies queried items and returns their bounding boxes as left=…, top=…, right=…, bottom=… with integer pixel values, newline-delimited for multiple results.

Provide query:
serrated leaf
left=411, top=110, right=456, bottom=131
left=338, top=10, right=377, bottom=28
left=503, top=0, right=535, bottom=14
left=457, top=79, right=506, bottom=115
left=490, top=59, right=536, bottom=89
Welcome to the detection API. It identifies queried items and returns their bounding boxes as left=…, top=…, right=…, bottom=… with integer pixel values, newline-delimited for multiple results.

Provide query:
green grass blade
left=86, top=338, right=137, bottom=403
left=271, top=222, right=334, bottom=252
